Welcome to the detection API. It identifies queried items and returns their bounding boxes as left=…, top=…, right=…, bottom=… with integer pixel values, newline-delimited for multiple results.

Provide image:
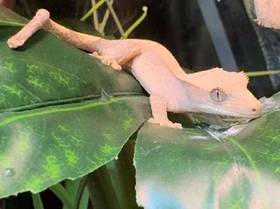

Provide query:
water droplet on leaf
left=3, top=168, right=16, bottom=177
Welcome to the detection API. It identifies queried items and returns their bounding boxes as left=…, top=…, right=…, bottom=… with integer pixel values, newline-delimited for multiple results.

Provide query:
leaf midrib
left=0, top=92, right=146, bottom=113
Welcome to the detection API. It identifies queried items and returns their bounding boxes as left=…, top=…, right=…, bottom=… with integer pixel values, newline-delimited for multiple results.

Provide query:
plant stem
left=80, top=0, right=106, bottom=22
left=246, top=70, right=280, bottom=77
left=123, top=6, right=148, bottom=39
left=79, top=188, right=89, bottom=209
left=105, top=0, right=125, bottom=37
left=91, top=0, right=100, bottom=30
left=74, top=176, right=88, bottom=209
left=99, top=0, right=113, bottom=34
left=50, top=183, right=75, bottom=209
left=32, top=193, right=44, bottom=209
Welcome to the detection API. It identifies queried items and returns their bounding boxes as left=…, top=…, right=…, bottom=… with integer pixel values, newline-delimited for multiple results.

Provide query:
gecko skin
left=7, top=9, right=262, bottom=129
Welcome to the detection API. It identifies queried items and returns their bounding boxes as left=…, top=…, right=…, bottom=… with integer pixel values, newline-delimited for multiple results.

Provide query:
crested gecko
left=7, top=9, right=262, bottom=129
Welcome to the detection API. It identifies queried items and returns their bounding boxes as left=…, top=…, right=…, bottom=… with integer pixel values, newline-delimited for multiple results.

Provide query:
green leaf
left=63, top=176, right=88, bottom=209
left=87, top=139, right=140, bottom=209
left=0, top=28, right=143, bottom=112
left=0, top=7, right=150, bottom=198
left=0, top=96, right=150, bottom=198
left=0, top=5, right=26, bottom=26
left=135, top=93, right=280, bottom=209
left=79, top=188, right=90, bottom=209
left=32, top=193, right=44, bottom=209
left=50, top=183, right=75, bottom=209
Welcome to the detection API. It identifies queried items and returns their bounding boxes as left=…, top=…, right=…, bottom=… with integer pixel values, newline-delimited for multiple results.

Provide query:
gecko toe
left=172, top=122, right=183, bottom=129
left=111, top=61, right=122, bottom=70
left=148, top=118, right=183, bottom=129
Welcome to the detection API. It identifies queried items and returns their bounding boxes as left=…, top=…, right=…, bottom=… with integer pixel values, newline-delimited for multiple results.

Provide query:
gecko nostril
left=252, top=108, right=257, bottom=112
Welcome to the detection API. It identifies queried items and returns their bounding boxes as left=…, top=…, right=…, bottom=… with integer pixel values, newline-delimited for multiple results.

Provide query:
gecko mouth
left=189, top=112, right=258, bottom=130
left=217, top=111, right=262, bottom=124
left=214, top=109, right=262, bottom=120
left=218, top=115, right=251, bottom=123
left=199, top=110, right=261, bottom=121
left=197, top=109, right=261, bottom=123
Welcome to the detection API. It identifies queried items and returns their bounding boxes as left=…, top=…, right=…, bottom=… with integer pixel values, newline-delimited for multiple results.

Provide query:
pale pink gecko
left=7, top=9, right=262, bottom=129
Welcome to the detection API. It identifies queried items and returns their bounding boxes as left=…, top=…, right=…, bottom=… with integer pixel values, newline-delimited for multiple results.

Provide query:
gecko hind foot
left=148, top=118, right=183, bottom=129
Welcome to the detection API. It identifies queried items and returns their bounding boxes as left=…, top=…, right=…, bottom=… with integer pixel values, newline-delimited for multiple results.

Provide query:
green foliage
left=1, top=5, right=280, bottom=209
left=135, top=93, right=280, bottom=209
left=0, top=5, right=149, bottom=200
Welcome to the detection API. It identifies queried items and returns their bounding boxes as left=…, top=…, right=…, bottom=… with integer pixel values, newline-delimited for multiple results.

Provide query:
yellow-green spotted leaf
left=0, top=7, right=143, bottom=113
left=0, top=96, right=150, bottom=198
left=0, top=7, right=151, bottom=198
left=135, top=92, right=280, bottom=209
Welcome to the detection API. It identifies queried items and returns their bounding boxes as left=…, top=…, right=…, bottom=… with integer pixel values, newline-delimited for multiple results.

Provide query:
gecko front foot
left=91, top=52, right=122, bottom=70
left=148, top=118, right=183, bottom=129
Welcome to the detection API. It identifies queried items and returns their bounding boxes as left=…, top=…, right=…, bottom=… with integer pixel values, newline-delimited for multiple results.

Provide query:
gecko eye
left=210, top=88, right=226, bottom=102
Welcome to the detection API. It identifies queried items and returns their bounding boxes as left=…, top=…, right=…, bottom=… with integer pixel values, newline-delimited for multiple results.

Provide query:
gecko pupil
left=216, top=90, right=220, bottom=99
left=210, top=88, right=226, bottom=102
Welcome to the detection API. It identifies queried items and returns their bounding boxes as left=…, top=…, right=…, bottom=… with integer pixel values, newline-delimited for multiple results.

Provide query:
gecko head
left=184, top=68, right=262, bottom=119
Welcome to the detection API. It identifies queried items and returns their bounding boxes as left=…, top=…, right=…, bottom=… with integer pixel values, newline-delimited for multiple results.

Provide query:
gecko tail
left=7, top=9, right=103, bottom=52
left=7, top=9, right=50, bottom=48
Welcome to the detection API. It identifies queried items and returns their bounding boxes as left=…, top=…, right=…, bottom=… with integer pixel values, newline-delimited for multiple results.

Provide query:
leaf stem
left=50, top=183, right=75, bottom=209
left=80, top=0, right=107, bottom=22
left=246, top=70, right=280, bottom=77
left=91, top=0, right=100, bottom=30
left=99, top=0, right=113, bottom=34
left=74, top=176, right=88, bottom=209
left=79, top=188, right=89, bottom=209
left=123, top=6, right=148, bottom=39
left=105, top=0, right=125, bottom=36
left=32, top=193, right=44, bottom=209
